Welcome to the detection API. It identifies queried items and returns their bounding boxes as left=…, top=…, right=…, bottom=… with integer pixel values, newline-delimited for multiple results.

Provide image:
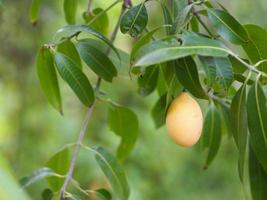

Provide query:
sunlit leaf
left=76, top=41, right=117, bottom=82
left=175, top=57, right=208, bottom=99
left=247, top=81, right=267, bottom=173
left=207, top=8, right=248, bottom=44
left=36, top=46, right=62, bottom=113
left=54, top=52, right=95, bottom=107
left=45, top=147, right=70, bottom=191
left=108, top=104, right=138, bottom=162
left=63, top=0, right=77, bottom=24
left=93, top=147, right=130, bottom=200
left=120, top=2, right=148, bottom=37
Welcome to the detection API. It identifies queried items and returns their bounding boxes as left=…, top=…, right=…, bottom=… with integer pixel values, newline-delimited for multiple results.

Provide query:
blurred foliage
left=0, top=0, right=266, bottom=199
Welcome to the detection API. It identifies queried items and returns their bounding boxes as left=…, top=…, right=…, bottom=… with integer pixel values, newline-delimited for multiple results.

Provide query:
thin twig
left=59, top=2, right=128, bottom=199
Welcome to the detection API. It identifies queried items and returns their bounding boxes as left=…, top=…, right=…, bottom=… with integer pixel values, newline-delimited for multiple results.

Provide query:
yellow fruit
left=166, top=92, right=203, bottom=147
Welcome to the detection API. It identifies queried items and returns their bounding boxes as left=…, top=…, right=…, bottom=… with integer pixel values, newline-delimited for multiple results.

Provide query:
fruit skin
left=166, top=92, right=203, bottom=147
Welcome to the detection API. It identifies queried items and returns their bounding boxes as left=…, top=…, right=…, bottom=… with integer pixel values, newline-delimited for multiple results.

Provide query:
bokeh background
left=0, top=0, right=267, bottom=199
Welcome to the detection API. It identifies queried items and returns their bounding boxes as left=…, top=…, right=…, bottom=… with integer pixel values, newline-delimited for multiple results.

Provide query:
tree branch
left=59, top=2, right=128, bottom=199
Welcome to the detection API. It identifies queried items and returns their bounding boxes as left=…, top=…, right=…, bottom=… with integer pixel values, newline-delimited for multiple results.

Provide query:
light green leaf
left=29, top=0, right=42, bottom=25
left=138, top=65, right=159, bottom=96
left=207, top=8, right=249, bottom=44
left=55, top=52, right=95, bottom=107
left=108, top=104, right=138, bottom=162
left=231, top=83, right=248, bottom=182
left=243, top=24, right=267, bottom=73
left=57, top=40, right=82, bottom=69
left=247, top=81, right=267, bottom=173
left=160, top=2, right=173, bottom=35
left=120, top=2, right=148, bottom=37
left=63, top=0, right=77, bottom=24
left=202, top=104, right=222, bottom=169
left=93, top=147, right=130, bottom=200
left=53, top=25, right=120, bottom=60
left=249, top=148, right=267, bottom=200
left=36, top=46, right=62, bottom=114
left=175, top=57, right=208, bottom=99
left=151, top=93, right=167, bottom=129
left=45, top=147, right=70, bottom=191
left=76, top=41, right=117, bottom=82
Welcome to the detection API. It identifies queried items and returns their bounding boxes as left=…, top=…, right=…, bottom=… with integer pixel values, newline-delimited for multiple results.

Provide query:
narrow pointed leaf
left=108, top=104, right=138, bottom=162
left=120, top=2, right=148, bottom=37
left=93, top=147, right=130, bottom=200
left=207, top=8, right=249, bottom=44
left=160, top=3, right=173, bottom=35
left=36, top=46, right=62, bottom=113
left=202, top=104, right=222, bottom=169
left=247, top=81, right=267, bottom=173
left=29, top=0, right=42, bottom=25
left=63, top=0, right=77, bottom=24
left=151, top=93, right=167, bottom=129
left=175, top=57, right=208, bottom=99
left=249, top=148, right=267, bottom=200
left=57, top=40, right=82, bottom=69
left=231, top=84, right=248, bottom=182
left=138, top=65, right=159, bottom=96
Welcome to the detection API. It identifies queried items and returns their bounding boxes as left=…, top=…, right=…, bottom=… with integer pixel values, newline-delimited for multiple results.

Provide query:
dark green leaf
left=20, top=168, right=55, bottom=188
left=229, top=56, right=247, bottom=74
left=138, top=65, right=159, bottom=96
left=93, top=147, right=130, bottom=200
left=231, top=84, right=248, bottom=182
left=54, top=52, right=95, bottom=107
left=45, top=148, right=70, bottom=192
left=29, top=0, right=42, bottom=25
left=76, top=41, right=117, bottom=82
left=243, top=24, right=267, bottom=73
left=202, top=104, right=222, bottom=169
left=175, top=57, right=208, bottom=99
left=83, top=8, right=109, bottom=35
left=234, top=73, right=254, bottom=85
left=95, top=188, right=112, bottom=200
left=57, top=40, right=82, bottom=69
left=207, top=8, right=248, bottom=44
left=120, top=3, right=148, bottom=37
left=53, top=25, right=120, bottom=60
left=36, top=46, right=62, bottom=113
left=151, top=93, right=167, bottom=129
left=108, top=104, right=138, bottom=162
left=42, top=188, right=53, bottom=200
left=166, top=73, right=183, bottom=107
left=63, top=0, right=77, bottom=24
left=247, top=81, right=267, bottom=173
left=249, top=148, right=267, bottom=200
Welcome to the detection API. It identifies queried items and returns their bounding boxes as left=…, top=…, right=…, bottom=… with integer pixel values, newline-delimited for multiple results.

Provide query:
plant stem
left=86, top=0, right=93, bottom=15
left=59, top=2, right=127, bottom=199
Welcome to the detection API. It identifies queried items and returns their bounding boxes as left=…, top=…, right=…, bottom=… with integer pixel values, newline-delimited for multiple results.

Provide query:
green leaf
left=229, top=56, right=247, bottom=74
left=83, top=8, right=109, bottom=35
left=207, top=8, right=248, bottom=44
left=133, top=34, right=229, bottom=67
left=45, top=147, right=70, bottom=191
left=53, top=25, right=120, bottom=60
left=160, top=2, right=173, bottom=35
left=151, top=93, right=167, bottom=129
left=231, top=84, right=248, bottom=182
left=175, top=57, right=208, bottom=99
left=36, top=46, right=62, bottom=114
left=76, top=41, right=117, bottom=82
left=63, top=0, right=77, bottom=24
left=0, top=155, right=30, bottom=200
left=173, top=4, right=194, bottom=32
left=249, top=148, right=267, bottom=200
left=247, top=81, right=267, bottom=173
left=202, top=104, right=222, bottom=169
left=54, top=52, right=95, bottom=107
left=166, top=73, right=183, bottom=107
left=108, top=104, right=138, bottom=162
left=42, top=188, right=54, bottom=200
left=243, top=24, right=267, bottom=73
left=120, top=2, right=148, bottom=37
left=200, top=57, right=233, bottom=94
left=93, top=147, right=130, bottom=200
left=20, top=167, right=56, bottom=188
left=29, top=0, right=42, bottom=25
left=95, top=188, right=112, bottom=200
left=57, top=40, right=82, bottom=69
left=138, top=65, right=159, bottom=96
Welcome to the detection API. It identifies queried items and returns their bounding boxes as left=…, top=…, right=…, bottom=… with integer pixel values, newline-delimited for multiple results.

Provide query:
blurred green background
left=0, top=0, right=266, bottom=199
